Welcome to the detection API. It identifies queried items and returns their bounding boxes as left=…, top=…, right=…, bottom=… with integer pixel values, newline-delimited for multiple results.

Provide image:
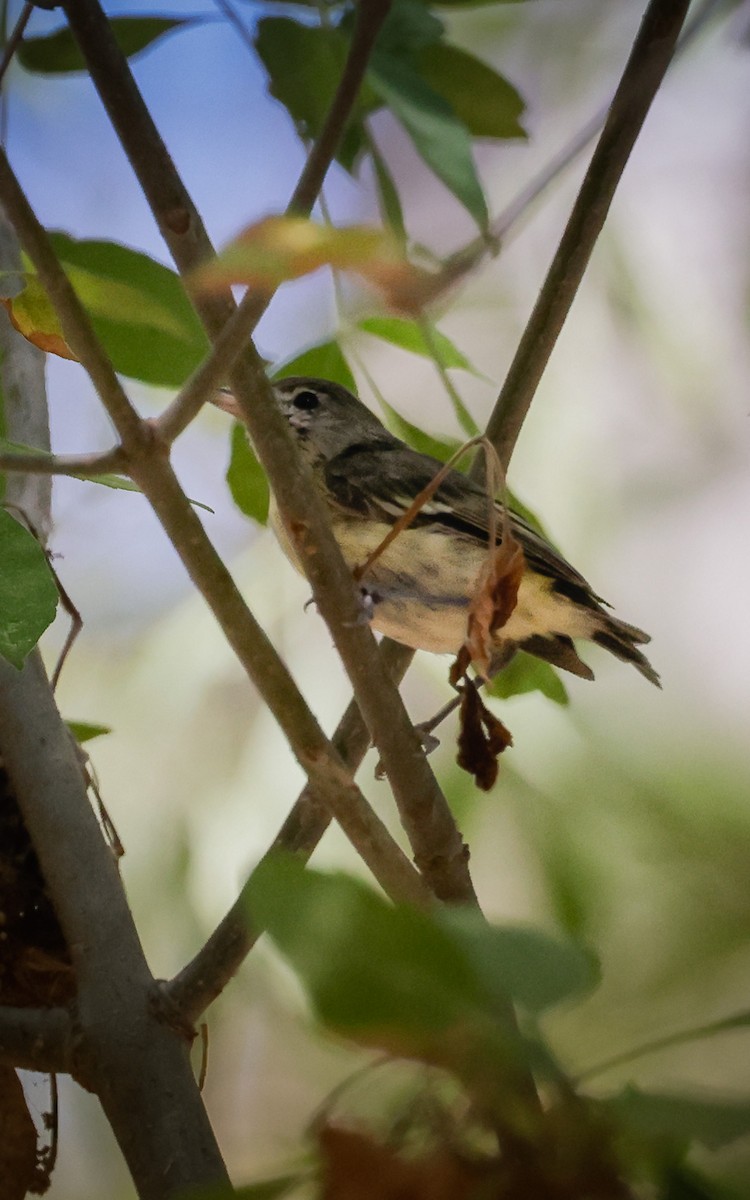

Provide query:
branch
left=480, top=0, right=691, bottom=474
left=0, top=657, right=232, bottom=1195
left=157, top=0, right=393, bottom=444
left=0, top=1007, right=73, bottom=1074
left=288, top=0, right=392, bottom=215
left=0, top=208, right=51, bottom=536
left=0, top=446, right=124, bottom=477
left=168, top=639, right=415, bottom=1022
left=63, top=0, right=477, bottom=906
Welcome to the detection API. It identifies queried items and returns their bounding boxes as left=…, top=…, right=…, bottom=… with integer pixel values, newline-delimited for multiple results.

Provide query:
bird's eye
left=293, top=389, right=320, bottom=411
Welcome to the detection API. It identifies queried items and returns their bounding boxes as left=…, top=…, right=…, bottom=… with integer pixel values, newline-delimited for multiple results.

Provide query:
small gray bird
left=219, top=377, right=659, bottom=687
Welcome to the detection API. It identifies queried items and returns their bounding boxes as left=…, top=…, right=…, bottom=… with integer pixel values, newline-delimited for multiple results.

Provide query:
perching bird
left=218, top=377, right=659, bottom=688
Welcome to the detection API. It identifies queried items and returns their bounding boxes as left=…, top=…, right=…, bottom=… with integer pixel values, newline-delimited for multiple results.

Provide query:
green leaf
left=246, top=858, right=485, bottom=1046
left=48, top=233, right=210, bottom=387
left=272, top=339, right=357, bottom=394
left=254, top=19, right=376, bottom=172
left=18, top=18, right=192, bottom=74
left=436, top=907, right=599, bottom=1014
left=227, top=423, right=270, bottom=525
left=375, top=0, right=445, bottom=55
left=486, top=651, right=569, bottom=706
left=357, top=315, right=481, bottom=376
left=379, top=403, right=463, bottom=464
left=368, top=54, right=489, bottom=231
left=604, top=1087, right=750, bottom=1153
left=66, top=721, right=112, bottom=744
left=507, top=490, right=557, bottom=545
left=0, top=509, right=58, bottom=669
left=418, top=43, right=526, bottom=140
left=2, top=236, right=210, bottom=387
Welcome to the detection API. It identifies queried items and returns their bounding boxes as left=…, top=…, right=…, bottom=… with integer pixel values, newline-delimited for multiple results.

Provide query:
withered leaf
left=456, top=682, right=513, bottom=791
left=456, top=530, right=525, bottom=682
left=318, top=1123, right=493, bottom=1200
left=0, top=1068, right=40, bottom=1200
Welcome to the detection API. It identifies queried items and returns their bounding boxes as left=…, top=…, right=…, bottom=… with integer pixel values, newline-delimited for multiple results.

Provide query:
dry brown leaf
left=0, top=1068, right=41, bottom=1200
left=318, top=1124, right=494, bottom=1200
left=458, top=533, right=525, bottom=683
left=456, top=683, right=513, bottom=791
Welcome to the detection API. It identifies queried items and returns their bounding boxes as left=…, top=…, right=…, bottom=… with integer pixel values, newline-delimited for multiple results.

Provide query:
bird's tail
left=591, top=614, right=661, bottom=687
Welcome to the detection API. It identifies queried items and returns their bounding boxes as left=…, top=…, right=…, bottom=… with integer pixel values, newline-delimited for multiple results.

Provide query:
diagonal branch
left=168, top=638, right=415, bottom=1022
left=0, top=445, right=124, bottom=476
left=158, top=0, right=393, bottom=443
left=480, top=0, right=691, bottom=475
left=62, top=0, right=476, bottom=906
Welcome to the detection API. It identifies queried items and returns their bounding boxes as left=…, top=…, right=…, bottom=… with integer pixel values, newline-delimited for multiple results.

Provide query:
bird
left=218, top=376, right=659, bottom=688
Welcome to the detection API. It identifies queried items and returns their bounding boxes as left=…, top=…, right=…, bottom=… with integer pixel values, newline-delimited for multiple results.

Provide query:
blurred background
left=5, top=0, right=750, bottom=1194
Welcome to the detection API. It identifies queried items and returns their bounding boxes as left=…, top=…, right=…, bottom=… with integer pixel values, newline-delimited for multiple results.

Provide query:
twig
left=287, top=0, right=392, bottom=216
left=0, top=1, right=33, bottom=90
left=575, top=1009, right=750, bottom=1086
left=157, top=0, right=393, bottom=442
left=0, top=652, right=233, bottom=1193
left=428, top=0, right=725, bottom=312
left=481, top=0, right=691, bottom=474
left=0, top=445, right=125, bottom=476
left=0, top=1006, right=73, bottom=1074
left=167, top=638, right=415, bottom=1022
left=212, top=0, right=255, bottom=55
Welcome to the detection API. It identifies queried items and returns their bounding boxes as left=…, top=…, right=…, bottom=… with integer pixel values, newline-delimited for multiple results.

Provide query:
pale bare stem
left=430, top=0, right=724, bottom=310
left=0, top=446, right=125, bottom=476
left=0, top=1, right=32, bottom=90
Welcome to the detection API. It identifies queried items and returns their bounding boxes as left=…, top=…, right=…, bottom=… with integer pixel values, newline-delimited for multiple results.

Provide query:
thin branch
left=63, top=0, right=477, bottom=907
left=575, top=1009, right=750, bottom=1087
left=426, top=0, right=726, bottom=318
left=157, top=0, right=393, bottom=443
left=0, top=652, right=232, bottom=1196
left=288, top=0, right=392, bottom=215
left=0, top=1006, right=73, bottom=1074
left=481, top=0, right=691, bottom=474
left=0, top=1, right=32, bottom=91
left=168, top=638, right=415, bottom=1022
left=212, top=0, right=255, bottom=56
left=0, top=208, right=51, bottom=537
left=0, top=155, right=146, bottom=450
left=0, top=445, right=124, bottom=476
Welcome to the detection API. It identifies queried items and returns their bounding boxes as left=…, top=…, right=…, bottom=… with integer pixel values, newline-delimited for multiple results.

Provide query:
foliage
left=0, top=1, right=745, bottom=1198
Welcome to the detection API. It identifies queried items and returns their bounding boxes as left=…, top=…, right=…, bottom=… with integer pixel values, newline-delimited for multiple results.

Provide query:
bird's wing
left=323, top=441, right=601, bottom=608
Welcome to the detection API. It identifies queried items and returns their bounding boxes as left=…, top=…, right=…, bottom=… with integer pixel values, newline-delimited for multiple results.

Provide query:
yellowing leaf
left=193, top=217, right=439, bottom=314
left=0, top=275, right=76, bottom=360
